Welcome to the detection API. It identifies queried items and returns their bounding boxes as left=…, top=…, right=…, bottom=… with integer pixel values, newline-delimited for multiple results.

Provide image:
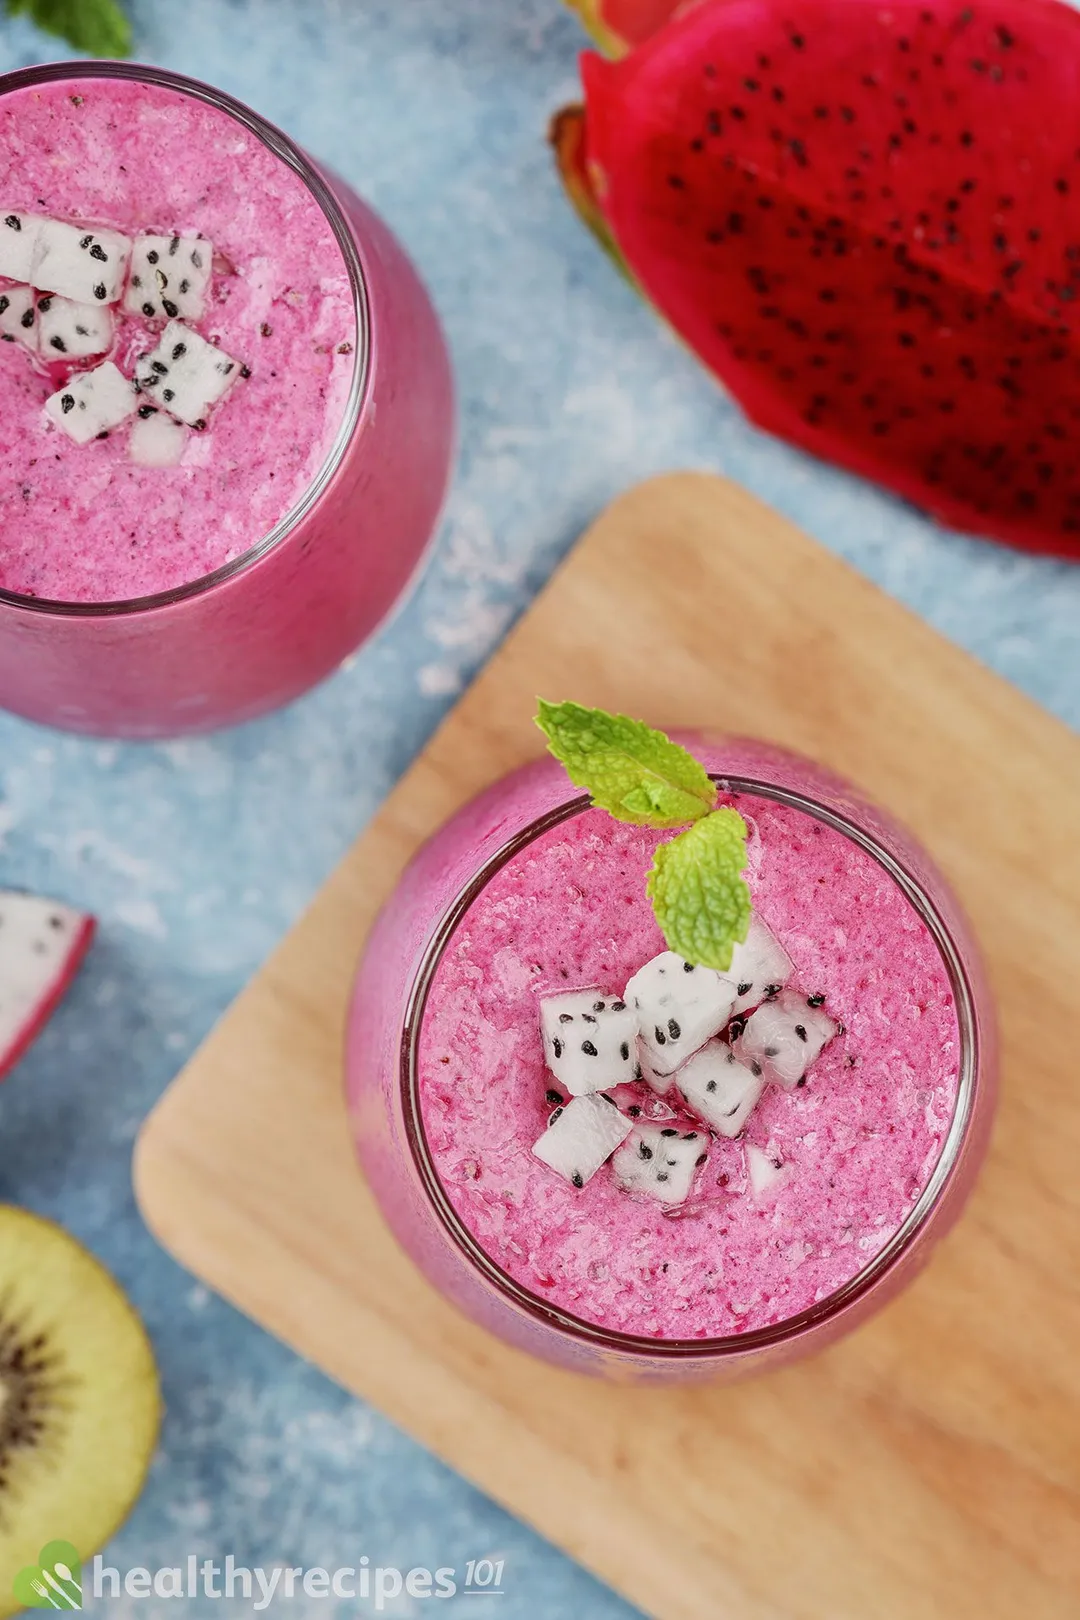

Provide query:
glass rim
left=0, top=58, right=369, bottom=618
left=400, top=773, right=982, bottom=1360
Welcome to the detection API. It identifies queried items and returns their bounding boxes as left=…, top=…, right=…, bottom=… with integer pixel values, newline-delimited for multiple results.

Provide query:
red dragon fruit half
left=555, top=0, right=1080, bottom=559
left=0, top=891, right=95, bottom=1080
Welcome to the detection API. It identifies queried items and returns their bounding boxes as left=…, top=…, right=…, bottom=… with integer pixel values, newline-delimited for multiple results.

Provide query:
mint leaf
left=536, top=700, right=716, bottom=829
left=6, top=0, right=132, bottom=56
left=646, top=808, right=751, bottom=970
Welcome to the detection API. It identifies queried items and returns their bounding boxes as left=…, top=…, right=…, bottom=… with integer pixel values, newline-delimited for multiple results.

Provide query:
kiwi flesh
left=0, top=1207, right=161, bottom=1616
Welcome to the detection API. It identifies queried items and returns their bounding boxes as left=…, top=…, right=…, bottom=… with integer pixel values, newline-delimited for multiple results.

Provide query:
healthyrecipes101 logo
left=12, top=1547, right=508, bottom=1610
left=13, top=1542, right=83, bottom=1610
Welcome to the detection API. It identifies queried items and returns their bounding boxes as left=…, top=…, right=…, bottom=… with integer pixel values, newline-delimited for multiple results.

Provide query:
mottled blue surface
left=0, top=0, right=1078, bottom=1614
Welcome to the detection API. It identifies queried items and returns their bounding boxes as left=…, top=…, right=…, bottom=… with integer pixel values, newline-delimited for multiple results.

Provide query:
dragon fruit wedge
left=0, top=285, right=38, bottom=350
left=540, top=988, right=639, bottom=1094
left=0, top=891, right=95, bottom=1081
left=556, top=0, right=1080, bottom=560
left=45, top=361, right=137, bottom=445
left=611, top=1121, right=707, bottom=1203
left=532, top=1092, right=633, bottom=1186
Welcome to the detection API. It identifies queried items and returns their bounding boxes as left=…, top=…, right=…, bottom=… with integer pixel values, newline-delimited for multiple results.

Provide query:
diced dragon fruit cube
left=37, top=294, right=113, bottom=360
left=45, top=361, right=136, bottom=445
left=531, top=1093, right=632, bottom=1187
left=134, top=321, right=242, bottom=428
left=625, top=951, right=736, bottom=1076
left=637, top=1048, right=676, bottom=1096
left=0, top=212, right=44, bottom=283
left=0, top=284, right=38, bottom=350
left=611, top=1122, right=707, bottom=1205
left=722, top=914, right=795, bottom=1016
left=125, top=234, right=212, bottom=322
left=128, top=408, right=187, bottom=467
left=746, top=1142, right=789, bottom=1198
left=734, top=989, right=838, bottom=1090
left=33, top=219, right=131, bottom=305
left=675, top=1039, right=765, bottom=1138
left=540, top=988, right=638, bottom=1096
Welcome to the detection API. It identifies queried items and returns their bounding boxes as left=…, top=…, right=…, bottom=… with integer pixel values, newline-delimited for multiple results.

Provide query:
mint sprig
left=5, top=0, right=132, bottom=56
left=535, top=700, right=715, bottom=828
left=535, top=700, right=751, bottom=970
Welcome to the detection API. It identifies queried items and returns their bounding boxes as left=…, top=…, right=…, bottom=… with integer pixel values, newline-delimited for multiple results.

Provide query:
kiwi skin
left=0, top=1206, right=161, bottom=1616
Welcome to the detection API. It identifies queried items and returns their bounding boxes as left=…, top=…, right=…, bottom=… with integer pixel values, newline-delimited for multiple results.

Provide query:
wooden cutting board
left=135, top=473, right=1080, bottom=1620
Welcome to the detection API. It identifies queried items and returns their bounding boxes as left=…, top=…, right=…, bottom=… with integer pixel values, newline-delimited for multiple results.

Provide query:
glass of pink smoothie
left=347, top=736, right=996, bottom=1382
left=0, top=62, right=453, bottom=737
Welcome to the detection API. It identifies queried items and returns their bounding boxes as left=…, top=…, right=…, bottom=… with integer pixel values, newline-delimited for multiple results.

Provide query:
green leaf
left=646, top=808, right=752, bottom=970
left=536, top=699, right=716, bottom=829
left=6, top=0, right=132, bottom=56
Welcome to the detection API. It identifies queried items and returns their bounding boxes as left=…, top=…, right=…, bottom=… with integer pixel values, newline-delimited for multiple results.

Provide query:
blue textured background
left=1, top=2, right=1078, bottom=1615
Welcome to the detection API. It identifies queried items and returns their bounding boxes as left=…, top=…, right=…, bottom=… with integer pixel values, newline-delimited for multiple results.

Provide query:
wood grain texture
left=135, top=473, right=1080, bottom=1620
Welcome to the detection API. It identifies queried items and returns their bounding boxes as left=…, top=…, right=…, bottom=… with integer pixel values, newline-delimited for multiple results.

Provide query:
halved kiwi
left=0, top=1207, right=161, bottom=1616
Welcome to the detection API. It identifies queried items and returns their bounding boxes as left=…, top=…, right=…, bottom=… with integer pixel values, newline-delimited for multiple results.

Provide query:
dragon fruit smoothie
left=0, top=63, right=453, bottom=736
left=348, top=738, right=996, bottom=1381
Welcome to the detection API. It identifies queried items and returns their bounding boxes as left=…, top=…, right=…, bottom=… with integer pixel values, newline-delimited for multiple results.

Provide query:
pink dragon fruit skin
left=568, top=0, right=1080, bottom=560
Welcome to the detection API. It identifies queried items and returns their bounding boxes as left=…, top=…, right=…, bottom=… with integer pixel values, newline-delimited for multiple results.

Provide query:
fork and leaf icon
left=12, top=1543, right=82, bottom=1611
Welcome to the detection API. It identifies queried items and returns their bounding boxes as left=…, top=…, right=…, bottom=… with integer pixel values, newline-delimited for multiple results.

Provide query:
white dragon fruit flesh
left=0, top=212, right=44, bottom=283
left=611, top=1122, right=708, bottom=1205
left=625, top=951, right=736, bottom=1076
left=0, top=284, right=38, bottom=350
left=540, top=988, right=638, bottom=1096
left=0, top=891, right=95, bottom=1081
left=128, top=407, right=187, bottom=467
left=32, top=218, right=131, bottom=305
left=722, top=914, right=795, bottom=1016
left=125, top=234, right=212, bottom=321
left=746, top=1142, right=789, bottom=1198
left=45, top=361, right=137, bottom=446
left=675, top=1039, right=765, bottom=1138
left=37, top=293, right=113, bottom=360
left=637, top=1051, right=676, bottom=1096
left=135, top=321, right=242, bottom=428
left=532, top=1092, right=632, bottom=1187
left=734, top=989, right=838, bottom=1090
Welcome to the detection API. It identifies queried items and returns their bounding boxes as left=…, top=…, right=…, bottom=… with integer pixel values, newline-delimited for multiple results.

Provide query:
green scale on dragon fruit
left=559, top=0, right=1080, bottom=559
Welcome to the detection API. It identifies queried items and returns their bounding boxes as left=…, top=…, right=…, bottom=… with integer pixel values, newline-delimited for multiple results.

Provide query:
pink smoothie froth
left=0, top=76, right=355, bottom=602
left=418, top=793, right=961, bottom=1340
